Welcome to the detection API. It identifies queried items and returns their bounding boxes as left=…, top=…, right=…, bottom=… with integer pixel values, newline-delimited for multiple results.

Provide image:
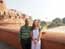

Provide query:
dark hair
left=25, top=18, right=30, bottom=26
left=25, top=18, right=28, bottom=22
left=31, top=19, right=41, bottom=32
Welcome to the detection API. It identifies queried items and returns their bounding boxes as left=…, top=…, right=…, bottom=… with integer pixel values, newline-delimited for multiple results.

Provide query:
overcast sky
left=5, top=0, right=65, bottom=21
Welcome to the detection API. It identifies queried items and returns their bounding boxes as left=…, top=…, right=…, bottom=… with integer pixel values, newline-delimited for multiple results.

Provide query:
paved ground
left=46, top=26, right=65, bottom=33
left=0, top=42, right=16, bottom=49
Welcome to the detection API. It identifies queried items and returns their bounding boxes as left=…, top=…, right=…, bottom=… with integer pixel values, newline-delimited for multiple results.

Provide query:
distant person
left=19, top=18, right=31, bottom=49
left=31, top=19, right=42, bottom=49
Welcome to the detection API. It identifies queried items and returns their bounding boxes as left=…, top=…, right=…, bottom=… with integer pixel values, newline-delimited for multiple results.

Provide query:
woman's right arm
left=30, top=32, right=35, bottom=41
left=30, top=32, right=37, bottom=44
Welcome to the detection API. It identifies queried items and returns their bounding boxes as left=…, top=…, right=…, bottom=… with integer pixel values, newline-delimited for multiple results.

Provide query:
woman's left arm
left=39, top=32, right=42, bottom=40
left=37, top=32, right=42, bottom=41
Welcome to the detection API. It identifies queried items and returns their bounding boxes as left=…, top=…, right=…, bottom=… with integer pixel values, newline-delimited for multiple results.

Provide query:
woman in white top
left=31, top=19, right=42, bottom=49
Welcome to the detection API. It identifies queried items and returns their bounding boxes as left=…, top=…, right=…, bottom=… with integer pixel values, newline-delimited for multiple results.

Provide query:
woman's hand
left=32, top=38, right=37, bottom=45
left=33, top=40, right=37, bottom=45
left=37, top=37, right=40, bottom=41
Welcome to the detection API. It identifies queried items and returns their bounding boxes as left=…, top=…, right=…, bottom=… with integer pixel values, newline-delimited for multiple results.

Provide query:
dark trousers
left=20, top=38, right=31, bottom=49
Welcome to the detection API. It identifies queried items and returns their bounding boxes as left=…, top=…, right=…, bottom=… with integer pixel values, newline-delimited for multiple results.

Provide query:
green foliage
left=48, top=18, right=63, bottom=28
left=41, top=21, right=47, bottom=29
left=63, top=17, right=65, bottom=24
left=41, top=21, right=46, bottom=26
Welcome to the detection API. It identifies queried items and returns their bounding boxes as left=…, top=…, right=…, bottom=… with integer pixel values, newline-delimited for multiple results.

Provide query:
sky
left=5, top=0, right=65, bottom=21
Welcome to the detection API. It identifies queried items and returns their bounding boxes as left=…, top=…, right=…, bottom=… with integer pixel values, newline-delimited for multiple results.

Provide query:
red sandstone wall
left=0, top=28, right=65, bottom=49
left=42, top=39, right=65, bottom=49
left=0, top=29, right=22, bottom=49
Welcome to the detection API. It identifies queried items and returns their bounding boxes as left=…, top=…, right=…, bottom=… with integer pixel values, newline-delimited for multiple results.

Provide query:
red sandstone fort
left=0, top=0, right=32, bottom=26
left=0, top=0, right=65, bottom=49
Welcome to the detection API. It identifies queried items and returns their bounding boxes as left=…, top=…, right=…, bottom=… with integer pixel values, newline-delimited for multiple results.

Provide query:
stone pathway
left=0, top=42, right=16, bottom=49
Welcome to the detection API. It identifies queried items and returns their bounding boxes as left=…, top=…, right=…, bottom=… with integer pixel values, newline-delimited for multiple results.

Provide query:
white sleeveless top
left=32, top=29, right=40, bottom=39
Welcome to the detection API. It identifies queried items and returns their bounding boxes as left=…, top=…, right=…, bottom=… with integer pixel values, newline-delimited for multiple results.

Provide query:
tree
left=52, top=18, right=62, bottom=26
left=48, top=18, right=63, bottom=28
left=63, top=17, right=65, bottom=24
left=41, top=21, right=46, bottom=27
